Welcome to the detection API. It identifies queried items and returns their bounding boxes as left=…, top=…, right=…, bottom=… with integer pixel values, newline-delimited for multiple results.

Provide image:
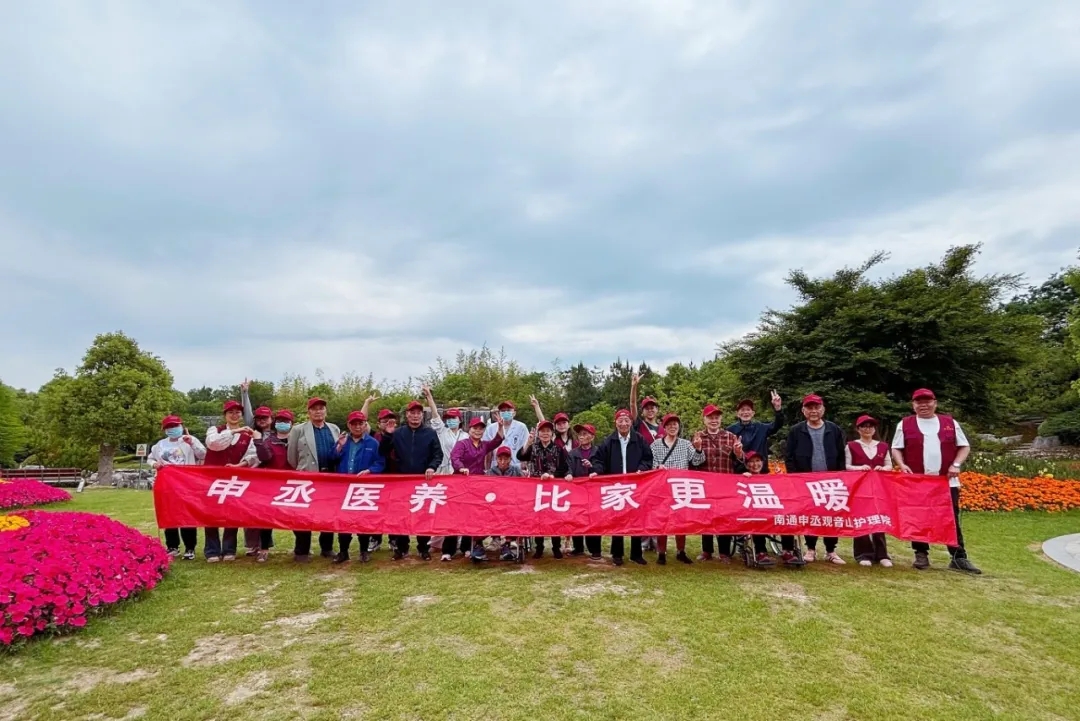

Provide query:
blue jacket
left=727, top=410, right=784, bottom=469
left=378, top=424, right=443, bottom=474
left=332, top=434, right=385, bottom=475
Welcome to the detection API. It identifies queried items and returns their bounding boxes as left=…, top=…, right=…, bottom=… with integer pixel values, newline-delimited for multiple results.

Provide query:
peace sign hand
left=771, top=389, right=782, bottom=411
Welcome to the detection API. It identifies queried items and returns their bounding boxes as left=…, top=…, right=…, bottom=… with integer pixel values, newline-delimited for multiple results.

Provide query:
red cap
left=614, top=408, right=632, bottom=421
left=273, top=409, right=294, bottom=422
left=573, top=423, right=596, bottom=435
left=736, top=399, right=755, bottom=410
left=640, top=396, right=659, bottom=409
left=498, top=400, right=516, bottom=411
left=161, top=415, right=182, bottom=428
left=495, top=445, right=513, bottom=457
left=744, top=451, right=761, bottom=462
left=661, top=413, right=681, bottom=426
left=702, top=404, right=722, bottom=417
left=405, top=400, right=424, bottom=412
left=912, top=388, right=936, bottom=401
left=377, top=409, right=396, bottom=420
left=537, top=420, right=554, bottom=431
left=223, top=400, right=243, bottom=414
left=443, top=408, right=462, bottom=419
left=347, top=411, right=368, bottom=424
left=553, top=412, right=570, bottom=423
left=469, top=417, right=487, bottom=429
left=855, top=414, right=877, bottom=427
left=802, top=394, right=823, bottom=407
left=254, top=406, right=272, bottom=418
left=307, top=397, right=327, bottom=409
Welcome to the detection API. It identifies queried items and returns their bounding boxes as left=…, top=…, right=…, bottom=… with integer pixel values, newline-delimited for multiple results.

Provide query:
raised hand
left=631, top=372, right=642, bottom=388
left=366, top=392, right=380, bottom=404
left=771, top=389, right=782, bottom=411
left=240, top=378, right=250, bottom=392
left=529, top=394, right=540, bottom=408
left=336, top=433, right=348, bottom=450
left=526, top=430, right=536, bottom=446
left=421, top=384, right=432, bottom=396
left=733, top=438, right=744, bottom=457
left=692, top=432, right=703, bottom=451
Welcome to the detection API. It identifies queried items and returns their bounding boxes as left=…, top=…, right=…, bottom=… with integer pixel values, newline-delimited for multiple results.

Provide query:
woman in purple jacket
left=442, top=418, right=504, bottom=560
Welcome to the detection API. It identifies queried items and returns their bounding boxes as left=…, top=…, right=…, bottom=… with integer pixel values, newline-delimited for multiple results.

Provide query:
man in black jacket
left=785, top=394, right=847, bottom=565
left=728, top=391, right=784, bottom=472
left=589, top=409, right=654, bottom=566
left=379, top=400, right=443, bottom=560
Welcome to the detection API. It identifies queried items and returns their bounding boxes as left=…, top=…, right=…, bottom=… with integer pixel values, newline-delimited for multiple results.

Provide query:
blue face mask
left=500, top=411, right=513, bottom=422
left=274, top=422, right=292, bottom=433
left=446, top=419, right=460, bottom=429
left=164, top=427, right=184, bottom=439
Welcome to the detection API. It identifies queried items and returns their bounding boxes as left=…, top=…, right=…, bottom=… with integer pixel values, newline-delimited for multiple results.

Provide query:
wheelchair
left=731, top=534, right=805, bottom=569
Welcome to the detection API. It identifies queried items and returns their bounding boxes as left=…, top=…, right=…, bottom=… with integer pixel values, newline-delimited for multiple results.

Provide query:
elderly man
left=482, top=400, right=530, bottom=472
left=379, top=400, right=443, bottom=560
left=693, top=404, right=744, bottom=562
left=589, top=409, right=654, bottom=566
left=204, top=400, right=260, bottom=562
left=286, top=397, right=342, bottom=562
left=785, top=394, right=846, bottom=565
left=728, top=391, right=784, bottom=472
left=330, top=410, right=385, bottom=564
left=891, top=388, right=981, bottom=574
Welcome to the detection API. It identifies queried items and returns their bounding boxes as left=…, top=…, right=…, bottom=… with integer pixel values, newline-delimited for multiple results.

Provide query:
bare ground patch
left=403, top=594, right=439, bottom=609
left=181, top=633, right=268, bottom=668
left=562, top=581, right=640, bottom=600
left=223, top=670, right=273, bottom=706
left=740, top=581, right=815, bottom=611
left=639, top=638, right=688, bottom=676
left=61, top=668, right=156, bottom=695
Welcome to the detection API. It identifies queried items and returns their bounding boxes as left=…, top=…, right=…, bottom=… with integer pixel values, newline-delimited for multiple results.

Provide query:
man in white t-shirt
left=891, top=388, right=981, bottom=574
left=481, top=400, right=529, bottom=472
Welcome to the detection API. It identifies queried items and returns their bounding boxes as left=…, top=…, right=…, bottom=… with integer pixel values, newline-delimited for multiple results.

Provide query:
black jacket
left=785, top=420, right=846, bottom=473
left=567, top=446, right=596, bottom=478
left=590, top=430, right=654, bottom=475
left=379, top=424, right=443, bottom=474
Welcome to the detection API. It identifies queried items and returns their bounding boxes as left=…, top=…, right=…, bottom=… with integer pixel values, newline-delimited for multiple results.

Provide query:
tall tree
left=56, top=332, right=175, bottom=483
left=0, top=381, right=27, bottom=467
left=563, top=362, right=600, bottom=417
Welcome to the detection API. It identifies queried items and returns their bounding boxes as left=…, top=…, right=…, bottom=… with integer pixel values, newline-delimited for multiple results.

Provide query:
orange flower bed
left=957, top=472, right=1080, bottom=512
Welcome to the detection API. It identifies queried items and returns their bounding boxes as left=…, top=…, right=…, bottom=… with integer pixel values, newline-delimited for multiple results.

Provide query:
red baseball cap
left=377, top=409, right=397, bottom=420
left=307, top=397, right=327, bottom=409
left=405, top=400, right=424, bottom=412
left=661, top=413, right=681, bottom=426
left=222, top=400, right=243, bottom=413
left=802, top=394, right=823, bottom=407
left=495, top=445, right=513, bottom=457
left=855, top=414, right=877, bottom=427
left=443, top=408, right=462, bottom=419
left=274, top=409, right=295, bottom=422
left=702, top=404, right=722, bottom=417
left=744, top=451, right=761, bottom=461
left=614, top=408, right=632, bottom=421
left=498, top=400, right=516, bottom=410
left=161, top=415, right=182, bottom=428
left=347, top=411, right=368, bottom=424
left=469, top=417, right=487, bottom=429
left=254, top=406, right=272, bottom=418
left=912, top=388, right=936, bottom=401
left=553, top=412, right=570, bottom=423
left=573, top=423, right=596, bottom=435
left=537, top=420, right=554, bottom=431
left=736, top=399, right=755, bottom=410
left=640, top=396, right=659, bottom=409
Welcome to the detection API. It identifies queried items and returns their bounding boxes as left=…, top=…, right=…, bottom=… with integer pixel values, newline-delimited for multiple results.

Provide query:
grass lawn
left=3, top=490, right=1080, bottom=721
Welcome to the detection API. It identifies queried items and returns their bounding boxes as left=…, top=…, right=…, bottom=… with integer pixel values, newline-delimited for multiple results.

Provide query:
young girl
left=845, top=415, right=894, bottom=567
left=148, top=415, right=206, bottom=559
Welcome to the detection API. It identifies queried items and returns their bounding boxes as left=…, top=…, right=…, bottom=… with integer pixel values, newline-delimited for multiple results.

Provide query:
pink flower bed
left=0, top=511, right=171, bottom=647
left=0, top=479, right=72, bottom=510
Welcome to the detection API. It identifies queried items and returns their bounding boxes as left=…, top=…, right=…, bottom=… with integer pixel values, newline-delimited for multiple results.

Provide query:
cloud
left=1, top=0, right=1078, bottom=392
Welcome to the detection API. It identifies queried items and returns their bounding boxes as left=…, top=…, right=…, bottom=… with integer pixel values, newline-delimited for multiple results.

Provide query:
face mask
left=500, top=411, right=513, bottom=422
left=446, top=419, right=460, bottom=429
left=274, top=422, right=292, bottom=433
left=164, top=427, right=184, bottom=439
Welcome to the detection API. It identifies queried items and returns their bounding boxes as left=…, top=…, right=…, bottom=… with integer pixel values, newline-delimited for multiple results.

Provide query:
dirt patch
left=433, top=635, right=481, bottom=659
left=403, top=594, right=439, bottom=608
left=62, top=668, right=156, bottom=694
left=224, top=670, right=273, bottom=706
left=181, top=633, right=266, bottom=667
left=639, top=639, right=688, bottom=675
left=0, top=683, right=16, bottom=698
left=321, top=587, right=351, bottom=609
left=740, top=581, right=814, bottom=610
left=563, top=581, right=639, bottom=600
left=351, top=631, right=407, bottom=655
left=504, top=565, right=538, bottom=575
left=75, top=638, right=102, bottom=649
left=266, top=611, right=331, bottom=630
left=0, top=698, right=27, bottom=721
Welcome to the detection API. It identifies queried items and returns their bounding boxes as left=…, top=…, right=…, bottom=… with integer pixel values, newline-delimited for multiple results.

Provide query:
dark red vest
left=847, top=440, right=888, bottom=467
left=900, top=414, right=957, bottom=476
left=636, top=419, right=660, bottom=443
left=258, top=435, right=292, bottom=470
left=204, top=426, right=254, bottom=466
left=555, top=434, right=576, bottom=451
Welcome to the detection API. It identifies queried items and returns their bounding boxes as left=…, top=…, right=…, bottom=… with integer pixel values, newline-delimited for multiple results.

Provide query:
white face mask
left=446, top=419, right=460, bottom=430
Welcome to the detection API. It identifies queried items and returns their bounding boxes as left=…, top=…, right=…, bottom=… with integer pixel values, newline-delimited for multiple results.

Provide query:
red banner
left=154, top=465, right=957, bottom=544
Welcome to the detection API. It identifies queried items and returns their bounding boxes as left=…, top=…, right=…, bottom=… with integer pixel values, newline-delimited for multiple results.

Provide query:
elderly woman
left=518, top=420, right=571, bottom=559
left=845, top=415, right=893, bottom=567
left=650, top=413, right=705, bottom=565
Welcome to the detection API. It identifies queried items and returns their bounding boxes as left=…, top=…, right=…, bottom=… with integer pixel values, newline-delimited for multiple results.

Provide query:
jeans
left=164, top=527, right=197, bottom=552
left=912, top=486, right=966, bottom=558
left=204, top=528, right=237, bottom=558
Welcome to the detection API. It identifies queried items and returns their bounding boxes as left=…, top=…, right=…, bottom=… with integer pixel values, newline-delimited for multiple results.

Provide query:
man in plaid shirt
left=691, top=404, right=744, bottom=561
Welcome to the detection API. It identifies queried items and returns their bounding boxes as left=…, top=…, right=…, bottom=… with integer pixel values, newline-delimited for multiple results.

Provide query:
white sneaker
left=858, top=559, right=872, bottom=567
left=696, top=552, right=713, bottom=561
left=880, top=558, right=893, bottom=568
left=826, top=552, right=846, bottom=565
left=440, top=554, right=452, bottom=562
left=804, top=549, right=817, bottom=563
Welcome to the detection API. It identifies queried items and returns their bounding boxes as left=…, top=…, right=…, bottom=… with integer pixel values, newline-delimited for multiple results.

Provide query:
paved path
left=1042, top=534, right=1080, bottom=572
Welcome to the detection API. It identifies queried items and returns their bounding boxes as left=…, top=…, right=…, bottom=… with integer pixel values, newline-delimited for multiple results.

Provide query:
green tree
left=55, top=333, right=175, bottom=483
left=0, top=381, right=27, bottom=467
left=571, top=402, right=616, bottom=440
left=563, top=362, right=601, bottom=417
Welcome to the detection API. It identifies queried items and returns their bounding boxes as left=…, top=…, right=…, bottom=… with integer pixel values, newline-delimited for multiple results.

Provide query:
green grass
left=3, top=490, right=1080, bottom=721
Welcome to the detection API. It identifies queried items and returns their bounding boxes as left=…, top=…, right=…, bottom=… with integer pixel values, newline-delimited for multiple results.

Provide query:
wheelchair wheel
left=765, top=536, right=784, bottom=556
left=739, top=536, right=756, bottom=568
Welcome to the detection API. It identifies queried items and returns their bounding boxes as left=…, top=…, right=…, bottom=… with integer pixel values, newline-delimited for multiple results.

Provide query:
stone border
left=1042, top=534, right=1080, bottom=573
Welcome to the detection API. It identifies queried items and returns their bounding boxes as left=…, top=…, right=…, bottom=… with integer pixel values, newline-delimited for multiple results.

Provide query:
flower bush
left=0, top=511, right=170, bottom=647
left=0, top=514, right=30, bottom=532
left=0, top=479, right=72, bottom=510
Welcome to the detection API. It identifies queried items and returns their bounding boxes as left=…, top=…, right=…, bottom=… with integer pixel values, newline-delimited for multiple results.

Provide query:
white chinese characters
left=599, top=483, right=640, bottom=511
left=341, top=483, right=385, bottom=511
left=272, top=480, right=315, bottom=508
left=535, top=484, right=571, bottom=512
left=207, top=476, right=250, bottom=504
left=668, top=478, right=710, bottom=510
left=410, top=483, right=448, bottom=514
left=737, top=482, right=783, bottom=510
left=805, top=479, right=851, bottom=512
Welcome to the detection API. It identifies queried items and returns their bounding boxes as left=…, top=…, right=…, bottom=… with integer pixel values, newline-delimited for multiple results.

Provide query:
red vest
left=555, top=434, right=576, bottom=451
left=847, top=440, right=888, bottom=467
left=258, top=435, right=292, bottom=470
left=636, top=419, right=661, bottom=444
left=900, top=414, right=957, bottom=476
left=204, top=426, right=254, bottom=466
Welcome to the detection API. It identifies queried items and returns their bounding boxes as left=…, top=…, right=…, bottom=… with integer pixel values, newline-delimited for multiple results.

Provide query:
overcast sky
left=2, top=2, right=1079, bottom=392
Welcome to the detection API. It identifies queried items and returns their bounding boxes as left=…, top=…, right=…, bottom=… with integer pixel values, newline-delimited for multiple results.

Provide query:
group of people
left=148, top=375, right=981, bottom=575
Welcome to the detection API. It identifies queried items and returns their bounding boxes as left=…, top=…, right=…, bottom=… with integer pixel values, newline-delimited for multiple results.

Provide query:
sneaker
left=207, top=556, right=221, bottom=564
left=182, top=551, right=195, bottom=561
left=949, top=557, right=982, bottom=575
left=612, top=557, right=625, bottom=567
left=166, top=548, right=180, bottom=558
left=500, top=550, right=516, bottom=562
left=569, top=549, right=585, bottom=557
left=393, top=549, right=405, bottom=561
left=858, top=559, right=872, bottom=567
left=826, top=552, right=846, bottom=565
left=630, top=556, right=647, bottom=566
left=440, top=554, right=452, bottom=562
left=715, top=554, right=730, bottom=564
left=913, top=551, right=930, bottom=570
left=697, top=552, right=713, bottom=561
left=532, top=548, right=544, bottom=560
left=223, top=554, right=237, bottom=562
left=257, top=550, right=269, bottom=563
left=755, top=552, right=776, bottom=568
left=676, top=551, right=693, bottom=565
left=590, top=554, right=603, bottom=561
left=781, top=551, right=805, bottom=567
left=332, top=553, right=350, bottom=565
left=420, top=551, right=432, bottom=561
left=880, top=558, right=893, bottom=568
left=245, top=548, right=259, bottom=557
left=368, top=539, right=382, bottom=553
left=657, top=553, right=667, bottom=565
left=360, top=551, right=371, bottom=563
left=294, top=554, right=311, bottom=564
left=804, top=549, right=817, bottom=563
left=320, top=550, right=335, bottom=559
left=552, top=548, right=563, bottom=560
left=471, top=547, right=487, bottom=562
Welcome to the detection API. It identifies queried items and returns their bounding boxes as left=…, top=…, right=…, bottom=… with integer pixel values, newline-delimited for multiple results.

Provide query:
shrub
left=0, top=479, right=71, bottom=510
left=1038, top=410, right=1080, bottom=445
